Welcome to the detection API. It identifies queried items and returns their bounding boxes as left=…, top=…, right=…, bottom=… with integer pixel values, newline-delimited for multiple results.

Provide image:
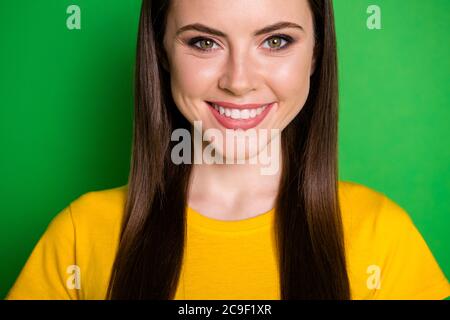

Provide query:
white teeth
left=240, top=109, right=250, bottom=119
left=211, top=103, right=269, bottom=120
left=231, top=109, right=240, bottom=119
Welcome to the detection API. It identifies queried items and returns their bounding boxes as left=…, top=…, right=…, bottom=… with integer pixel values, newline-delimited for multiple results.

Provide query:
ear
left=161, top=56, right=170, bottom=72
left=310, top=56, right=316, bottom=77
left=157, top=47, right=170, bottom=72
left=310, top=45, right=317, bottom=77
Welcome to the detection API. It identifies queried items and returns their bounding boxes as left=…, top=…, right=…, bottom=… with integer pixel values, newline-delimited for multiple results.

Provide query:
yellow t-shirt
left=6, top=181, right=450, bottom=300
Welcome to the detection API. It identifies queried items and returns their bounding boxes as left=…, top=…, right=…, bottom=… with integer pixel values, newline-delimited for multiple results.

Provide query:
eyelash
left=187, top=34, right=295, bottom=53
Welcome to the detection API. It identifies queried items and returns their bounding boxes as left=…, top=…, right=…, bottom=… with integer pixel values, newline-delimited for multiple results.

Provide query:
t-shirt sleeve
left=373, top=195, right=450, bottom=300
left=5, top=204, right=79, bottom=300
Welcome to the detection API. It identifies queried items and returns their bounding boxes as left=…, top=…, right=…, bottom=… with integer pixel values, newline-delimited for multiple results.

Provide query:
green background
left=1, top=0, right=448, bottom=299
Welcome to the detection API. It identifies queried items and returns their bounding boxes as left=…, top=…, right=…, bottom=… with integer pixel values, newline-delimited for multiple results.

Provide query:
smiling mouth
left=208, top=102, right=270, bottom=120
left=205, top=101, right=275, bottom=130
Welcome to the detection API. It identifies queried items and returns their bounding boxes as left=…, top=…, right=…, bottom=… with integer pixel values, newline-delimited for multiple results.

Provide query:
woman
left=7, top=0, right=450, bottom=299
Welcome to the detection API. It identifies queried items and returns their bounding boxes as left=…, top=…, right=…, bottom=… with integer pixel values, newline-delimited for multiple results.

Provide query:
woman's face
left=163, top=0, right=316, bottom=161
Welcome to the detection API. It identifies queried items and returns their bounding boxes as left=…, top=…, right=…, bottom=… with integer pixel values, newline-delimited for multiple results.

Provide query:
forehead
left=167, top=0, right=313, bottom=33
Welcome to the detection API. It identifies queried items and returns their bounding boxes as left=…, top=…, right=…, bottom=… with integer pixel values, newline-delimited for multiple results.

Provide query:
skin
left=162, top=0, right=316, bottom=220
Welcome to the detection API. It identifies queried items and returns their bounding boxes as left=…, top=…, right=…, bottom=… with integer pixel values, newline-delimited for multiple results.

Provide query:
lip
left=207, top=101, right=269, bottom=110
left=205, top=101, right=275, bottom=130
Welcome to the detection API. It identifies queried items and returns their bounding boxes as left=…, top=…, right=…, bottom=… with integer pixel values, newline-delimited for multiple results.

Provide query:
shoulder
left=65, top=184, right=128, bottom=244
left=7, top=185, right=129, bottom=300
left=65, top=185, right=128, bottom=289
left=338, top=181, right=450, bottom=299
left=69, top=184, right=128, bottom=223
left=337, top=180, right=413, bottom=240
left=338, top=180, right=389, bottom=211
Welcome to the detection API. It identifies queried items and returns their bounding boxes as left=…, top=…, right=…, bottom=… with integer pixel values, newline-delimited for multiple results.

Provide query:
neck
left=187, top=138, right=282, bottom=220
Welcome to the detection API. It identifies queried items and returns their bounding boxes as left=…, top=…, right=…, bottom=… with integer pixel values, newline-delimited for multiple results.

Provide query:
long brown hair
left=107, top=0, right=351, bottom=299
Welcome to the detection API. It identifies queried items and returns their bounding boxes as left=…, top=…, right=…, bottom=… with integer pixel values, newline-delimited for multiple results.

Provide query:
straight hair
left=107, top=0, right=351, bottom=299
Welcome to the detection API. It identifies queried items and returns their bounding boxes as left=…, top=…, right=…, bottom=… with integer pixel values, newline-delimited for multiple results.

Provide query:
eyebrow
left=175, top=21, right=304, bottom=38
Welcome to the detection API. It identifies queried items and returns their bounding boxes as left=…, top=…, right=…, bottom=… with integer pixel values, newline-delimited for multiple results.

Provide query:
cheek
left=171, top=53, right=220, bottom=98
left=170, top=54, right=225, bottom=123
left=265, top=54, right=312, bottom=127
left=268, top=54, right=311, bottom=102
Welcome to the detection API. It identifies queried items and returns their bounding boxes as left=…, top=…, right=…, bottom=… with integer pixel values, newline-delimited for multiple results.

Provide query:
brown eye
left=198, top=39, right=214, bottom=49
left=263, top=34, right=294, bottom=51
left=268, top=37, right=283, bottom=49
left=188, top=37, right=220, bottom=52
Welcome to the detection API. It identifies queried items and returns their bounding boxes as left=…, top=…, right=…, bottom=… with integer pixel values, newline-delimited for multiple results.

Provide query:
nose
left=218, top=47, right=259, bottom=96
